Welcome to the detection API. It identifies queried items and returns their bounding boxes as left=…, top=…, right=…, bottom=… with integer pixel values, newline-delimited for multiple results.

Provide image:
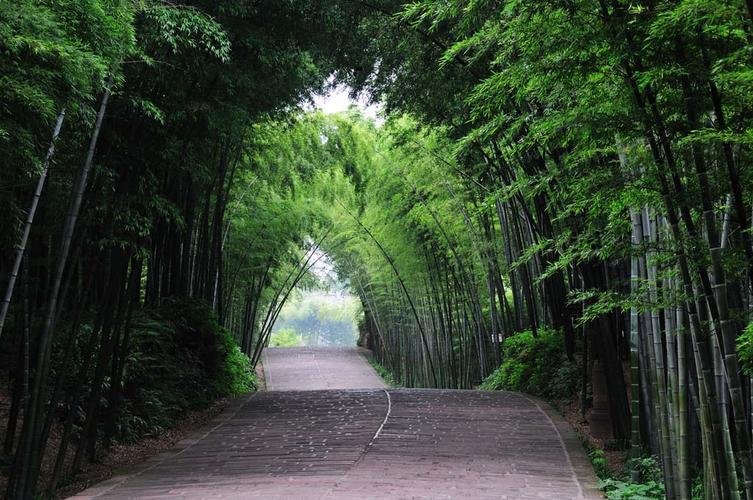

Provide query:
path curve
left=70, top=347, right=600, bottom=499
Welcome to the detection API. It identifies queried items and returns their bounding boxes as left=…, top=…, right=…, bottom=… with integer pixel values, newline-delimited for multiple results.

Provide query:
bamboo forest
left=3, top=0, right=753, bottom=499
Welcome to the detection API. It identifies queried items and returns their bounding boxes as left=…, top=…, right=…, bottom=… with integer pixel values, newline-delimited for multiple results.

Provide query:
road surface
left=70, top=346, right=600, bottom=499
left=262, top=347, right=386, bottom=390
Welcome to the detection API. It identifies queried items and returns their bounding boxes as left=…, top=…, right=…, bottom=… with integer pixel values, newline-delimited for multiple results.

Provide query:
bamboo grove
left=2, top=0, right=753, bottom=499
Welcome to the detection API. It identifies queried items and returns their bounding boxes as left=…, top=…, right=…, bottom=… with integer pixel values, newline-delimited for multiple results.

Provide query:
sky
left=305, top=80, right=382, bottom=122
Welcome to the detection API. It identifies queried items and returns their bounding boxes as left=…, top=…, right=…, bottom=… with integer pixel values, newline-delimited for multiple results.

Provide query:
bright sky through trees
left=307, top=77, right=382, bottom=121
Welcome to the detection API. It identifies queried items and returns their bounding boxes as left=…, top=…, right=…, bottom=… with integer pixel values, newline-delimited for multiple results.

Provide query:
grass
left=366, top=355, right=401, bottom=388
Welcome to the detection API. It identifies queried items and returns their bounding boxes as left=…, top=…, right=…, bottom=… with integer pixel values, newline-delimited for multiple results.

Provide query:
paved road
left=71, top=347, right=600, bottom=499
left=262, top=347, right=386, bottom=390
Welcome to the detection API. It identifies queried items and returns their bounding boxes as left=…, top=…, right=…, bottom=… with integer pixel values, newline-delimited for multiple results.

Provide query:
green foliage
left=269, top=327, right=303, bottom=347
left=589, top=449, right=612, bottom=479
left=0, top=0, right=135, bottom=252
left=118, top=298, right=254, bottom=441
left=599, top=478, right=665, bottom=500
left=737, top=321, right=753, bottom=375
left=598, top=456, right=665, bottom=499
left=591, top=452, right=665, bottom=500
left=625, top=456, right=664, bottom=484
left=368, top=356, right=401, bottom=388
left=140, top=5, right=230, bottom=62
left=691, top=475, right=705, bottom=500
left=479, top=330, right=578, bottom=399
left=216, top=328, right=257, bottom=396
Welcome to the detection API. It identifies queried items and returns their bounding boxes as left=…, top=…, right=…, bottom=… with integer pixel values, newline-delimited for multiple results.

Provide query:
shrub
left=596, top=455, right=665, bottom=499
left=269, top=327, right=303, bottom=347
left=599, top=478, right=664, bottom=499
left=589, top=449, right=611, bottom=479
left=624, top=456, right=663, bottom=484
left=479, top=329, right=578, bottom=399
left=117, top=297, right=254, bottom=441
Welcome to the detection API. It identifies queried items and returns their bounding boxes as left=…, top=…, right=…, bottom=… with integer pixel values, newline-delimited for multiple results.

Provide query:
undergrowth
left=590, top=450, right=665, bottom=499
left=116, top=297, right=255, bottom=441
left=479, top=329, right=579, bottom=399
left=367, top=356, right=401, bottom=388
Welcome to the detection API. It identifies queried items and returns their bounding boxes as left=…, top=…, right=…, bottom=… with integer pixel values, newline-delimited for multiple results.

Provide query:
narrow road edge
left=521, top=394, right=602, bottom=499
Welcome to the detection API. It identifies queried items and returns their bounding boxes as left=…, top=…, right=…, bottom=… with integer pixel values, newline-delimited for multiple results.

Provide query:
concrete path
left=70, top=347, right=601, bottom=500
left=262, top=347, right=386, bottom=390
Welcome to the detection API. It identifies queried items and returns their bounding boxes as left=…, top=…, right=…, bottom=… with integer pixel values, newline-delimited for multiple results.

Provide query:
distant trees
left=271, top=293, right=361, bottom=347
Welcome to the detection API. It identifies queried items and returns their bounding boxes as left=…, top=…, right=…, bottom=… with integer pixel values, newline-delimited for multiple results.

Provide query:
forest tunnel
left=3, top=0, right=753, bottom=498
left=227, top=109, right=468, bottom=389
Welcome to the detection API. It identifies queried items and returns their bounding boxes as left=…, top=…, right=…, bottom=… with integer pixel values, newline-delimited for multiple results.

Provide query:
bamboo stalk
left=0, top=109, right=66, bottom=342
